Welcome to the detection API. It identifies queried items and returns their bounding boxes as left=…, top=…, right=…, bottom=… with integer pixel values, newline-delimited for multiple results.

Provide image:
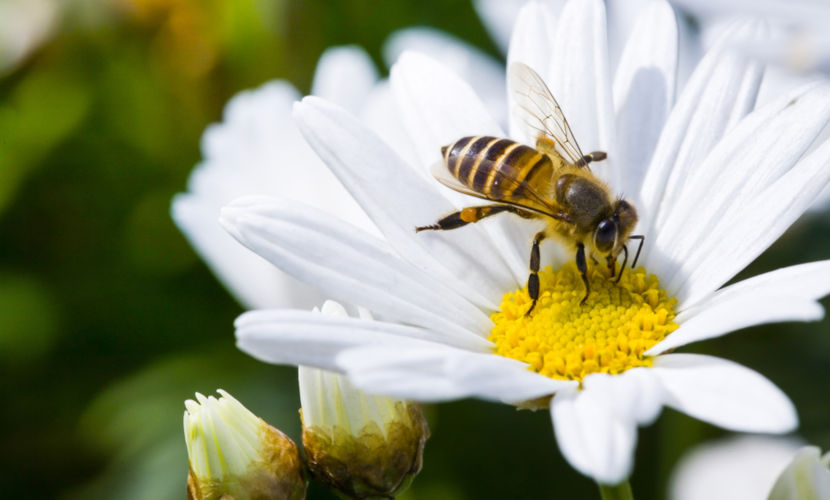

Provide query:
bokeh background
left=1, top=1, right=828, bottom=499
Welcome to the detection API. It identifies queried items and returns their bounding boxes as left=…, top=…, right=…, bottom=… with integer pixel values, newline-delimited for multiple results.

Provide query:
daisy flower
left=669, top=435, right=805, bottom=500
left=669, top=435, right=830, bottom=500
left=222, top=0, right=830, bottom=487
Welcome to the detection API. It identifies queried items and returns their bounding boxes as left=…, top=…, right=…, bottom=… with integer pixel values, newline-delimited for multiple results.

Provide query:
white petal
left=390, top=51, right=528, bottom=281
left=549, top=0, right=617, bottom=187
left=650, top=260, right=830, bottom=354
left=338, top=345, right=576, bottom=403
left=172, top=194, right=321, bottom=309
left=655, top=83, right=830, bottom=298
left=173, top=80, right=368, bottom=309
left=237, top=307, right=492, bottom=352
left=585, top=368, right=665, bottom=426
left=294, top=96, right=514, bottom=309
left=652, top=354, right=797, bottom=433
left=551, top=384, right=638, bottom=485
left=359, top=80, right=419, bottom=168
left=640, top=21, right=765, bottom=259
left=647, top=293, right=824, bottom=355
left=235, top=309, right=470, bottom=373
left=605, top=0, right=660, bottom=72
left=390, top=50, right=503, bottom=169
left=383, top=27, right=507, bottom=128
left=506, top=1, right=557, bottom=142
left=675, top=137, right=830, bottom=306
left=691, top=260, right=830, bottom=309
left=612, top=0, right=677, bottom=201
left=311, top=45, right=378, bottom=114
left=473, top=0, right=539, bottom=53
left=221, top=196, right=491, bottom=337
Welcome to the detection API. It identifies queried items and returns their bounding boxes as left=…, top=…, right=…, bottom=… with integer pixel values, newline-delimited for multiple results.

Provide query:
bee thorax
left=555, top=174, right=611, bottom=227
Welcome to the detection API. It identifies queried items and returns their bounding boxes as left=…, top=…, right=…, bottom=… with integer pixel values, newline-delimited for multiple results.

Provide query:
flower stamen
left=490, top=263, right=679, bottom=381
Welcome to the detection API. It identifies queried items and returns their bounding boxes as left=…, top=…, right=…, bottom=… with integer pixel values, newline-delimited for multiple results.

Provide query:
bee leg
left=614, top=245, right=629, bottom=284
left=576, top=243, right=590, bottom=304
left=415, top=205, right=526, bottom=232
left=525, top=231, right=546, bottom=316
left=606, top=255, right=616, bottom=278
left=629, top=235, right=645, bottom=268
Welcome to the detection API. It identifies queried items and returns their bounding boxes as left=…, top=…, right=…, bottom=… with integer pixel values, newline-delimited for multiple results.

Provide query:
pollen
left=489, top=262, right=679, bottom=382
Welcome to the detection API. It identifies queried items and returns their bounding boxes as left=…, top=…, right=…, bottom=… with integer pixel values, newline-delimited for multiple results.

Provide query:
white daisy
left=222, top=0, right=830, bottom=486
left=768, top=445, right=830, bottom=500
left=669, top=435, right=805, bottom=500
left=670, top=435, right=830, bottom=500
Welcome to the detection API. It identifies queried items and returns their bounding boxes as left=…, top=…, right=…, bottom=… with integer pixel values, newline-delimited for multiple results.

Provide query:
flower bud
left=183, top=389, right=306, bottom=500
left=299, top=366, right=429, bottom=499
left=768, top=446, right=830, bottom=500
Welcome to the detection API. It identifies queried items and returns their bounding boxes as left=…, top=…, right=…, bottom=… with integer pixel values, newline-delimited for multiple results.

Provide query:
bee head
left=593, top=199, right=638, bottom=257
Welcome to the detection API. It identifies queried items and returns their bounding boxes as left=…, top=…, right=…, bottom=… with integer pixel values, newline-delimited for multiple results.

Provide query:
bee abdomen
left=443, top=136, right=550, bottom=199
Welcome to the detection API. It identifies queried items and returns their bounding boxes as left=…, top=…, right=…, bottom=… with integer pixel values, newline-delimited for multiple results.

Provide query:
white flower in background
left=223, top=0, right=830, bottom=486
left=183, top=390, right=306, bottom=500
left=0, top=0, right=58, bottom=75
left=669, top=435, right=830, bottom=500
left=768, top=446, right=830, bottom=500
left=299, top=301, right=428, bottom=499
left=669, top=436, right=804, bottom=500
left=172, top=36, right=505, bottom=310
left=670, top=0, right=830, bottom=75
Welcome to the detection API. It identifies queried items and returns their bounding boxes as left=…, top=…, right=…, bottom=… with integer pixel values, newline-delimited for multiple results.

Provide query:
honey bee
left=416, top=62, right=644, bottom=313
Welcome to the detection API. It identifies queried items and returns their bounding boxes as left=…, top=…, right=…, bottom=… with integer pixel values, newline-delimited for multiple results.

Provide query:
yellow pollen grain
left=489, top=262, right=679, bottom=382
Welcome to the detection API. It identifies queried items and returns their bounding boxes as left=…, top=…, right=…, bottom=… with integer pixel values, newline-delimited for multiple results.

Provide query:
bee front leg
left=576, top=243, right=590, bottom=304
left=525, top=231, right=546, bottom=316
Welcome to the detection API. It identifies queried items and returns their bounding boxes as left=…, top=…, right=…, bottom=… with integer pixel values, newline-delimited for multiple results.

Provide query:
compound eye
left=594, top=219, right=617, bottom=254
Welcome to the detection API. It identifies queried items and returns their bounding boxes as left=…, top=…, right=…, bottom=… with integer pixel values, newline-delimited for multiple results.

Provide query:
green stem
left=598, top=480, right=634, bottom=500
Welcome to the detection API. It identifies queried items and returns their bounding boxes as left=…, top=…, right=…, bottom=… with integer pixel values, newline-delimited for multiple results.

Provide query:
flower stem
left=597, top=480, right=634, bottom=500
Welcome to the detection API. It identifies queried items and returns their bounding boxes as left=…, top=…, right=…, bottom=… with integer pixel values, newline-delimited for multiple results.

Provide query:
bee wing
left=430, top=160, right=558, bottom=218
left=508, top=62, right=586, bottom=166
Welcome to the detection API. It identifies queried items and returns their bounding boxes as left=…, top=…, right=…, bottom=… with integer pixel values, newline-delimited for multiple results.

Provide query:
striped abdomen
left=442, top=135, right=553, bottom=201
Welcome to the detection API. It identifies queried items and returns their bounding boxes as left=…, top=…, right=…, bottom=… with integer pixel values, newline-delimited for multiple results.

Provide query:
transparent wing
left=509, top=62, right=585, bottom=166
left=430, top=160, right=560, bottom=219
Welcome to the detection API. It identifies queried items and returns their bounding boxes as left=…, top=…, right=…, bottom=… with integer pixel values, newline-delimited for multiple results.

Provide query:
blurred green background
left=0, top=1, right=828, bottom=499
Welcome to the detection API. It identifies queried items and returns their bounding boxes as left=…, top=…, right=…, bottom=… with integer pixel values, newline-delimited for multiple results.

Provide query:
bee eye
left=594, top=220, right=617, bottom=254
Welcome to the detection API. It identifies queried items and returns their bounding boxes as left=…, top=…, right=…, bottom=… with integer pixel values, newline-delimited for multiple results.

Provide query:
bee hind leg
left=525, top=231, right=546, bottom=316
left=416, top=205, right=527, bottom=232
left=576, top=243, right=590, bottom=304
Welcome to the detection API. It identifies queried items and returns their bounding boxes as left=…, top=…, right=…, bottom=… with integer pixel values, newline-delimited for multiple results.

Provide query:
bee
left=416, top=62, right=644, bottom=314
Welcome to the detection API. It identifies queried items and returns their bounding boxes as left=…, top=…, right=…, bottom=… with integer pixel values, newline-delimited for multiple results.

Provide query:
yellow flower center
left=489, top=262, right=679, bottom=382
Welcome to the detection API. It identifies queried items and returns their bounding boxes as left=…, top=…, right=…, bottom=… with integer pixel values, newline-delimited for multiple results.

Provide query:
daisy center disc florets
left=489, top=262, right=679, bottom=381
